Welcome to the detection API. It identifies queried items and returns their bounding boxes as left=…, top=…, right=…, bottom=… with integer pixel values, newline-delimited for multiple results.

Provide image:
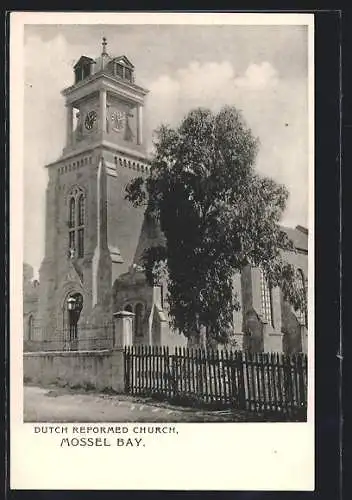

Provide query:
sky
left=23, top=23, right=310, bottom=277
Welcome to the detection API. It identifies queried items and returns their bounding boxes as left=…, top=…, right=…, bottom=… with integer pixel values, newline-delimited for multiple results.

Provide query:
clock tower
left=37, top=38, right=150, bottom=341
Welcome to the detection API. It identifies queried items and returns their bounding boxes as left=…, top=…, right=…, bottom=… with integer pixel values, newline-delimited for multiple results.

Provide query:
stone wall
left=23, top=263, right=40, bottom=341
left=23, top=348, right=125, bottom=393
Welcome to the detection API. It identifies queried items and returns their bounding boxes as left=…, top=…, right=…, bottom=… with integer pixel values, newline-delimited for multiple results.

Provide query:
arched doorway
left=63, top=292, right=83, bottom=350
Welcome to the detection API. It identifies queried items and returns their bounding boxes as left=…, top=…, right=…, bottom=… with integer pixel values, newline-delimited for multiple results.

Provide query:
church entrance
left=63, top=292, right=83, bottom=350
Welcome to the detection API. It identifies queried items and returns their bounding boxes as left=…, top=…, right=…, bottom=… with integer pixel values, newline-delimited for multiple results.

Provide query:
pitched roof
left=281, top=225, right=308, bottom=252
left=111, top=55, right=134, bottom=68
left=132, top=219, right=308, bottom=265
left=133, top=211, right=166, bottom=266
left=73, top=56, right=95, bottom=69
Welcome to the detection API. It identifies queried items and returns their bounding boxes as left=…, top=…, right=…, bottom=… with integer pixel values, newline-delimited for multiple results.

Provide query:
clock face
left=111, top=110, right=125, bottom=132
left=84, top=110, right=97, bottom=131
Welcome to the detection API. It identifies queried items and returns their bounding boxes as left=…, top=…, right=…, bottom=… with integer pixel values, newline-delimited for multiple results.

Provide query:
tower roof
left=111, top=55, right=135, bottom=69
left=71, top=37, right=137, bottom=86
left=73, top=55, right=95, bottom=69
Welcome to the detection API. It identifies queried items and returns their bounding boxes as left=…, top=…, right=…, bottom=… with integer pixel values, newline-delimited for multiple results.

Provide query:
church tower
left=37, top=38, right=150, bottom=339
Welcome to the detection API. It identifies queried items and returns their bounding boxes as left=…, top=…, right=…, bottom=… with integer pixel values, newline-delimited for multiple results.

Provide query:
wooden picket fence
left=124, top=346, right=308, bottom=417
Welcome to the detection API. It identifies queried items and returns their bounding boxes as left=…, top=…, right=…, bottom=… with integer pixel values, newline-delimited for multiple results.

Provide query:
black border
left=2, top=8, right=343, bottom=500
left=314, top=10, right=341, bottom=500
left=342, top=9, right=350, bottom=500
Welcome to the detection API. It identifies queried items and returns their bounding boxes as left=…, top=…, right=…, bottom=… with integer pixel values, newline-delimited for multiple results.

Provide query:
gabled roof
left=133, top=210, right=166, bottom=266
left=281, top=225, right=308, bottom=252
left=111, top=55, right=134, bottom=69
left=73, top=56, right=95, bottom=69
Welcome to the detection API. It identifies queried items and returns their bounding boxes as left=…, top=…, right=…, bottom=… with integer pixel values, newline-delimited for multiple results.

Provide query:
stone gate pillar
left=113, top=310, right=135, bottom=347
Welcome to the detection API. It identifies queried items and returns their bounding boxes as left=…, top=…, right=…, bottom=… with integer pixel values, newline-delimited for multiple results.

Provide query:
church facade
left=24, top=40, right=308, bottom=354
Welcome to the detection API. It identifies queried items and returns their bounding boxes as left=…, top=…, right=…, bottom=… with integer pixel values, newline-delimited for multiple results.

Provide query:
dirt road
left=24, top=385, right=255, bottom=422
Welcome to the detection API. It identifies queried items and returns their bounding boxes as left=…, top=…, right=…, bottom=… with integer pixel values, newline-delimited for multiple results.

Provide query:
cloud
left=23, top=34, right=77, bottom=273
left=147, top=60, right=278, bottom=114
left=235, top=61, right=279, bottom=89
left=23, top=34, right=103, bottom=274
left=23, top=35, right=308, bottom=274
left=146, top=60, right=308, bottom=229
left=146, top=60, right=283, bottom=136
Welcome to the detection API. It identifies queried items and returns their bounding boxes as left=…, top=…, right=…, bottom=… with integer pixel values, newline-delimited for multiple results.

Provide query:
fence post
left=172, top=347, right=179, bottom=398
left=235, top=351, right=246, bottom=409
left=124, top=346, right=130, bottom=393
left=283, top=354, right=293, bottom=413
left=298, top=353, right=307, bottom=410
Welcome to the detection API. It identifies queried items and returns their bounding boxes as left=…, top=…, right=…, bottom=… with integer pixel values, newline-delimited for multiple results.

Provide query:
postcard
left=10, top=11, right=314, bottom=490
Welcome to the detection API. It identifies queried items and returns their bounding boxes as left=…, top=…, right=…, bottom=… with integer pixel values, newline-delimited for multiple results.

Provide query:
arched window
left=134, top=303, right=144, bottom=337
left=69, top=198, right=75, bottom=228
left=260, top=268, right=273, bottom=326
left=68, top=197, right=76, bottom=254
left=28, top=315, right=33, bottom=341
left=296, top=270, right=308, bottom=326
left=77, top=194, right=85, bottom=258
left=125, top=304, right=133, bottom=313
left=67, top=186, right=85, bottom=259
left=78, top=194, right=85, bottom=226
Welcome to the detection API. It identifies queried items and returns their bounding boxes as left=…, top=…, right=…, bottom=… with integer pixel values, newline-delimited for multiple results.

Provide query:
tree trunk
left=187, top=331, right=201, bottom=348
left=199, top=324, right=207, bottom=348
left=187, top=325, right=207, bottom=349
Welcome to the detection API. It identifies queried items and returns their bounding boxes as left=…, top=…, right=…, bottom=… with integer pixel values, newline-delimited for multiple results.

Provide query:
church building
left=24, top=39, right=308, bottom=354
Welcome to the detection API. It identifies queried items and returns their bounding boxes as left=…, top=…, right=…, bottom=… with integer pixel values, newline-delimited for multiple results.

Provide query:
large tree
left=126, top=106, right=306, bottom=344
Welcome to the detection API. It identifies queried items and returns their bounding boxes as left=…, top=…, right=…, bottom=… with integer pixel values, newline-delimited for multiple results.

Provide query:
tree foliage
left=125, top=106, right=307, bottom=343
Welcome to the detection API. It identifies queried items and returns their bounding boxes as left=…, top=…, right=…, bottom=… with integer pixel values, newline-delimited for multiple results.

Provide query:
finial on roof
left=102, top=37, right=108, bottom=55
